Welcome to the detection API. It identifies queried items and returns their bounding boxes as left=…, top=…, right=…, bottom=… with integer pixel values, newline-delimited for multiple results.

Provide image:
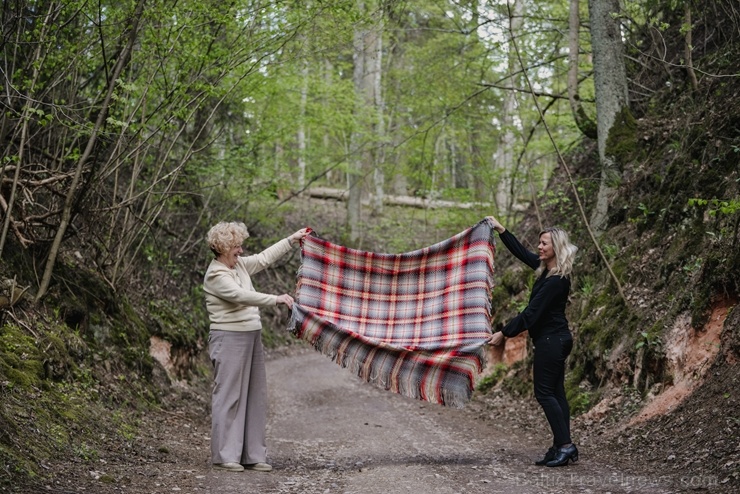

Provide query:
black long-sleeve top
left=499, top=230, right=571, bottom=342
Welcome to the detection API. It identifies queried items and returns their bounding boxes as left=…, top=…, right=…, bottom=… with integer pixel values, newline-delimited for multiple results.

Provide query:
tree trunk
left=348, top=2, right=367, bottom=244
left=349, top=0, right=384, bottom=241
left=306, top=186, right=490, bottom=209
left=568, top=0, right=597, bottom=139
left=494, top=0, right=523, bottom=219
left=371, top=13, right=385, bottom=216
left=323, top=59, right=335, bottom=184
left=298, top=58, right=309, bottom=190
left=588, top=0, right=630, bottom=235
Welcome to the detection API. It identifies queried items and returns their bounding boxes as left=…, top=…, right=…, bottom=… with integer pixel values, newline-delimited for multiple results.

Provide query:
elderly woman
left=204, top=221, right=309, bottom=473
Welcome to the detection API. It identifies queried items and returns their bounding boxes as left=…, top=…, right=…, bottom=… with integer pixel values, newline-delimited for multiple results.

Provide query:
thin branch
left=479, top=83, right=571, bottom=100
left=684, top=2, right=699, bottom=90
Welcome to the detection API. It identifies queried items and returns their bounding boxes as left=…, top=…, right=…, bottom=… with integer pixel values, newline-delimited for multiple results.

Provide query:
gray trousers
left=208, top=330, right=267, bottom=464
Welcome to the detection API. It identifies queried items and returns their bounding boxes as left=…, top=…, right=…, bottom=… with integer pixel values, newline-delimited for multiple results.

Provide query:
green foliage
left=0, top=289, right=187, bottom=487
left=501, top=359, right=534, bottom=397
left=688, top=197, right=740, bottom=216
left=569, top=389, right=594, bottom=416
left=575, top=287, right=634, bottom=363
left=602, top=243, right=619, bottom=261
left=540, top=190, right=573, bottom=212
left=681, top=256, right=703, bottom=274
left=476, top=363, right=508, bottom=393
left=635, top=331, right=662, bottom=351
left=146, top=298, right=201, bottom=348
left=1, top=0, right=739, bottom=487
left=490, top=264, right=534, bottom=327
left=578, top=275, right=595, bottom=296
left=627, top=200, right=668, bottom=231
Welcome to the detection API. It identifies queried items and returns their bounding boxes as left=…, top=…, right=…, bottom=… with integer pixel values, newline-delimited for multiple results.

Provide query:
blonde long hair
left=536, top=227, right=577, bottom=278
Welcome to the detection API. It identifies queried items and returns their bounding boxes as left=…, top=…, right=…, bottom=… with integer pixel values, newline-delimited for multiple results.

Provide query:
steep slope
left=483, top=10, right=740, bottom=485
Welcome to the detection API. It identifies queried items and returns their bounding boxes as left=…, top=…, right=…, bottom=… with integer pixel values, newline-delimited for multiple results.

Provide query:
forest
left=1, top=0, right=738, bottom=492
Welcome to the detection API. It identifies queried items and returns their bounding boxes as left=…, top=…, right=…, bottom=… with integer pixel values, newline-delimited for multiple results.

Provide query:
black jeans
left=533, top=333, right=573, bottom=446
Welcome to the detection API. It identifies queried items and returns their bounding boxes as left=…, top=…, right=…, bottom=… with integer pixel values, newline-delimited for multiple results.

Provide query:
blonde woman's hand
left=488, top=331, right=505, bottom=346
left=276, top=294, right=294, bottom=308
left=485, top=216, right=506, bottom=234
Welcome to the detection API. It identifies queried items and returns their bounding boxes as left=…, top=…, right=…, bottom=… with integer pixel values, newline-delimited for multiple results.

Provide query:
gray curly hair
left=206, top=221, right=249, bottom=256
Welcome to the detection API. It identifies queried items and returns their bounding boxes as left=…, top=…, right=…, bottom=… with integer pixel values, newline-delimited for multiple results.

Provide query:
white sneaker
left=213, top=462, right=244, bottom=472
left=244, top=462, right=273, bottom=472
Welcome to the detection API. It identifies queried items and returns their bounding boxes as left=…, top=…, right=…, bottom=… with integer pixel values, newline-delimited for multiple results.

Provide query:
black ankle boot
left=545, top=444, right=579, bottom=467
left=534, top=445, right=557, bottom=466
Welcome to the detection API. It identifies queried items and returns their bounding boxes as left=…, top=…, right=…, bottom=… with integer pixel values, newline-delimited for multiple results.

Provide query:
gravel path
left=201, top=348, right=676, bottom=494
left=35, top=346, right=708, bottom=494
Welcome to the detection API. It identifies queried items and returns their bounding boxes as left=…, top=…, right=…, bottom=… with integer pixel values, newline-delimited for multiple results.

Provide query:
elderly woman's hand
left=276, top=294, right=294, bottom=308
left=288, top=228, right=311, bottom=245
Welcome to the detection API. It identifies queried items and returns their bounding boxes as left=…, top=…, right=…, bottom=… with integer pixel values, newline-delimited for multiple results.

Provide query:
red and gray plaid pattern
left=289, top=218, right=496, bottom=407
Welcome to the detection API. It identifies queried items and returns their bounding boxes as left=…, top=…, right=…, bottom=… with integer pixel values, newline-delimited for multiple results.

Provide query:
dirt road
left=198, top=348, right=681, bottom=494
left=40, top=346, right=717, bottom=494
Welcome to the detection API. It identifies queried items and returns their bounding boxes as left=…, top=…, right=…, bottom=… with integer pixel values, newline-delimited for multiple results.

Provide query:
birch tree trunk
left=323, top=59, right=335, bottom=185
left=348, top=4, right=367, bottom=243
left=349, top=0, right=384, bottom=241
left=588, top=0, right=630, bottom=234
left=494, top=0, right=524, bottom=219
left=298, top=58, right=309, bottom=191
left=371, top=15, right=385, bottom=216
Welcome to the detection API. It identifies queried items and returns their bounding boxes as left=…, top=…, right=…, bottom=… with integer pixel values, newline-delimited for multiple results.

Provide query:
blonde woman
left=487, top=217, right=579, bottom=468
left=204, top=221, right=309, bottom=473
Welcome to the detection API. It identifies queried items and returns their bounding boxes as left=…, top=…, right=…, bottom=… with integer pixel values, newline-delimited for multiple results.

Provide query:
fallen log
left=304, top=186, right=492, bottom=210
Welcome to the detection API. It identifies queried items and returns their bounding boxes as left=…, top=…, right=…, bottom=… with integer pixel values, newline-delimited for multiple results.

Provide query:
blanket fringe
left=290, top=308, right=485, bottom=408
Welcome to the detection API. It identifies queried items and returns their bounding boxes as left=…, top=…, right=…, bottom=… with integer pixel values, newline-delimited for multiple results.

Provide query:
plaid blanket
left=289, top=218, right=496, bottom=408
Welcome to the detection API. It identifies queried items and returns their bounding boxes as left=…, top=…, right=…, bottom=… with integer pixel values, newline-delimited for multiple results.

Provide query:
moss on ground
left=0, top=270, right=201, bottom=489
